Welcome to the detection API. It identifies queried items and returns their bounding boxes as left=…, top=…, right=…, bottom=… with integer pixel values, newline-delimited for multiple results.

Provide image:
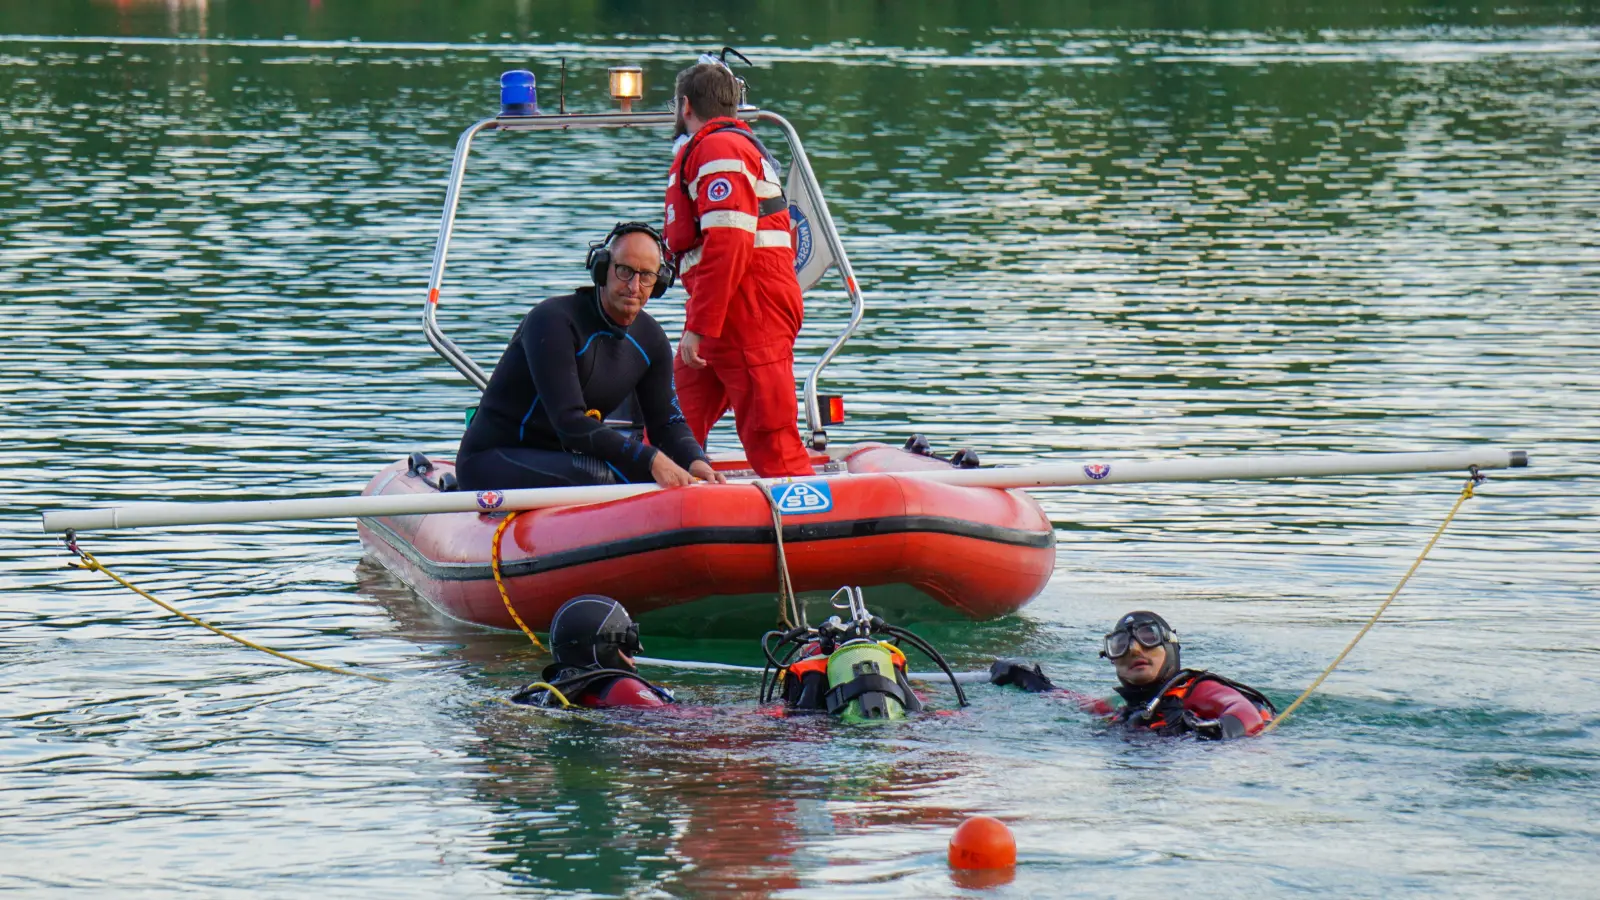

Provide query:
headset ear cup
left=650, top=258, right=677, bottom=299
left=589, top=248, right=610, bottom=288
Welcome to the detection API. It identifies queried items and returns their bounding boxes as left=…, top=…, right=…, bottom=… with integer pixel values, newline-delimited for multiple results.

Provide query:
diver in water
left=511, top=596, right=675, bottom=709
left=990, top=611, right=1275, bottom=740
left=763, top=586, right=967, bottom=721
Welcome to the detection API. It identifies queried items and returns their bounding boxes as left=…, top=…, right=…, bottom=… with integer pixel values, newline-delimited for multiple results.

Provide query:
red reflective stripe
left=428, top=288, right=439, bottom=305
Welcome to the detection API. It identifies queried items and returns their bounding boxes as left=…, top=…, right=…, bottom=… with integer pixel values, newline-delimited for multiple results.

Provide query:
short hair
left=675, top=62, right=739, bottom=120
left=610, top=227, right=662, bottom=260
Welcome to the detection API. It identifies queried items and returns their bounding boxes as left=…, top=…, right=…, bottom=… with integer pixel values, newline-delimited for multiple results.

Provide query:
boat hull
left=357, top=443, right=1055, bottom=633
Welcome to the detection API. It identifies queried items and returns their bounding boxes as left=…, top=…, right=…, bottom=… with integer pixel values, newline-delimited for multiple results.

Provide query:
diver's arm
left=1183, top=679, right=1266, bottom=738
left=988, top=659, right=1116, bottom=714
left=1068, top=692, right=1118, bottom=716
left=591, top=676, right=674, bottom=709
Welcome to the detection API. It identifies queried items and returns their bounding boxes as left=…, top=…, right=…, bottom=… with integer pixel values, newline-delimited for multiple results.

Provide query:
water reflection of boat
left=357, top=65, right=1054, bottom=634
left=357, top=561, right=977, bottom=895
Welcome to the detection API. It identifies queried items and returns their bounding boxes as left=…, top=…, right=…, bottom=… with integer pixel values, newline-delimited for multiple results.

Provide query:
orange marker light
left=948, top=816, right=1016, bottom=871
left=819, top=395, right=845, bottom=427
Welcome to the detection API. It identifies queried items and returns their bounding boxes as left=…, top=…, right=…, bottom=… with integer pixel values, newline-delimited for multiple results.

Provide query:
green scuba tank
left=825, top=640, right=908, bottom=722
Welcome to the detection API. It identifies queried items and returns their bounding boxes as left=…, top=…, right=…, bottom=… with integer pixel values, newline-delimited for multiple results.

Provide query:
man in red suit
left=661, top=60, right=813, bottom=477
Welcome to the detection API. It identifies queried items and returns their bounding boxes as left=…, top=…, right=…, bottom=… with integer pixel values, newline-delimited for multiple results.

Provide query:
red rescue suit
left=663, top=117, right=812, bottom=477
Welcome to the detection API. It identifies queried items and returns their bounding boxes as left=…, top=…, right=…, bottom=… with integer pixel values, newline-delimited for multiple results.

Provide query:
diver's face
left=601, top=231, right=660, bottom=326
left=1114, top=640, right=1167, bottom=687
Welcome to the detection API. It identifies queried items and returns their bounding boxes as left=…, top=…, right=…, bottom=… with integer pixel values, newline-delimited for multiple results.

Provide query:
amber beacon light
left=608, top=66, right=643, bottom=112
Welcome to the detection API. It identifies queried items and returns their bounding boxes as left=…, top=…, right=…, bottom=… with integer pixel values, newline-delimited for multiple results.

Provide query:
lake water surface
left=2, top=2, right=1597, bottom=896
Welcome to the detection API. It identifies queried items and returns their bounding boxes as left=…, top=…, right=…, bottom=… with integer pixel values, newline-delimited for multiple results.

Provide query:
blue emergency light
left=500, top=70, right=539, bottom=116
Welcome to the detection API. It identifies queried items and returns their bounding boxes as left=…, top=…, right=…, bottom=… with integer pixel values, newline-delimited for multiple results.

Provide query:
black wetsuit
left=457, top=288, right=709, bottom=490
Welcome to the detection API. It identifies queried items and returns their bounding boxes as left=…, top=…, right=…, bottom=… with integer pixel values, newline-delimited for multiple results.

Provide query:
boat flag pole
left=41, top=448, right=1528, bottom=534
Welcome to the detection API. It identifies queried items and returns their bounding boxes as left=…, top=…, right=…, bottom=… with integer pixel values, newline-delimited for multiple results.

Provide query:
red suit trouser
left=674, top=351, right=814, bottom=477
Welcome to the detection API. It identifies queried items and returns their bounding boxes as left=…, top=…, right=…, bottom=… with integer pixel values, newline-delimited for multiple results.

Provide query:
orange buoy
left=948, top=815, right=1017, bottom=870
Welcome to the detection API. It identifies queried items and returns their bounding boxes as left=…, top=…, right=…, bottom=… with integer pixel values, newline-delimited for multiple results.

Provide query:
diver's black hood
left=549, top=595, right=638, bottom=673
left=1109, top=610, right=1182, bottom=707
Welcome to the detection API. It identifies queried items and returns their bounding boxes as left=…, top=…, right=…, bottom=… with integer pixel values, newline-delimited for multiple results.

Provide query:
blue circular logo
left=706, top=177, right=733, bottom=203
left=789, top=203, right=813, bottom=271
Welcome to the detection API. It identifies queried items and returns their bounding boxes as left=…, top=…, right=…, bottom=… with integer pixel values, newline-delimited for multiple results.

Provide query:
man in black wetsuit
left=457, top=223, right=727, bottom=490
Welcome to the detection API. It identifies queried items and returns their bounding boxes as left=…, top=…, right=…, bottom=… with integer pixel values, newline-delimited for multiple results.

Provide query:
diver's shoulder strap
left=1184, top=670, right=1277, bottom=715
left=520, top=666, right=676, bottom=706
left=823, top=672, right=908, bottom=716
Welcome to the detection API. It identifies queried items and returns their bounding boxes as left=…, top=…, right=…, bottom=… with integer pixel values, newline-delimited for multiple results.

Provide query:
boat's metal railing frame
left=422, top=108, right=865, bottom=450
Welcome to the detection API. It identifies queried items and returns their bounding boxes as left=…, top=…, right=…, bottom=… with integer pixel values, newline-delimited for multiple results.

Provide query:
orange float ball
left=947, top=815, right=1017, bottom=870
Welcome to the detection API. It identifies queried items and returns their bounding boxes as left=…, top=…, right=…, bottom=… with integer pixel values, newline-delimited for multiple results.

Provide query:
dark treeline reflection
left=2, top=0, right=1596, bottom=45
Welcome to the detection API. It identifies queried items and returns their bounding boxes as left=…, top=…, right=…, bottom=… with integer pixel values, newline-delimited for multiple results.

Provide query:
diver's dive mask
left=597, top=622, right=642, bottom=657
left=1100, top=621, right=1176, bottom=659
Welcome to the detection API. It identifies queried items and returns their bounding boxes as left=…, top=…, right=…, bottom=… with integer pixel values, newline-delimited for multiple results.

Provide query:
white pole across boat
left=40, top=448, right=1527, bottom=533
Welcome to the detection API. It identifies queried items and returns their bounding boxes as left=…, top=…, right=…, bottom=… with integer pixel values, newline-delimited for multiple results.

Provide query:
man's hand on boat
left=651, top=453, right=727, bottom=488
left=677, top=330, right=707, bottom=369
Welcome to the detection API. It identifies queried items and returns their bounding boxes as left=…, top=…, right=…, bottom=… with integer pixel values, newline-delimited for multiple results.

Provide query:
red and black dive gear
left=1104, top=611, right=1274, bottom=739
left=1113, top=669, right=1276, bottom=740
left=510, top=595, right=675, bottom=709
left=760, top=587, right=966, bottom=720
left=991, top=609, right=1276, bottom=739
left=511, top=663, right=675, bottom=709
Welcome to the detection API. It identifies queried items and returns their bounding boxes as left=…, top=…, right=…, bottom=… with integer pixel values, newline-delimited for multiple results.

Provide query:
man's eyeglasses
left=612, top=263, right=660, bottom=288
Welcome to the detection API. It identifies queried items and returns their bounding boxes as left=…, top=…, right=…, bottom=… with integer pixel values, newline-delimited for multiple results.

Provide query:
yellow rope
left=491, top=511, right=546, bottom=652
left=756, top=483, right=803, bottom=629
left=1263, top=473, right=1481, bottom=734
left=66, top=548, right=390, bottom=683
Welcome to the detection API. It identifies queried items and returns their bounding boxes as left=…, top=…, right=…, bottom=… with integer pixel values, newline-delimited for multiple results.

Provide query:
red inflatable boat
left=358, top=90, right=1056, bottom=634
left=357, top=443, right=1054, bottom=634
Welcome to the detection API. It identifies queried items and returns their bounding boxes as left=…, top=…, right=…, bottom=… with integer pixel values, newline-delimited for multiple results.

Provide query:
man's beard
left=674, top=107, right=687, bottom=138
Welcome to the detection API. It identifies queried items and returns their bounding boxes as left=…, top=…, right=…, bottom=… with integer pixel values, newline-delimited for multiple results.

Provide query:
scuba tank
left=823, top=639, right=919, bottom=721
left=760, top=586, right=966, bottom=723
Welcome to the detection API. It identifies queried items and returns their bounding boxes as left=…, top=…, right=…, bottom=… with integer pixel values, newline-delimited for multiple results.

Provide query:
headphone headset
left=586, top=221, right=676, bottom=300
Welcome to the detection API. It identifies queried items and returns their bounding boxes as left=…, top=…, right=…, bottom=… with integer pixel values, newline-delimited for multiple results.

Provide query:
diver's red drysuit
left=663, top=116, right=812, bottom=477
left=579, top=675, right=672, bottom=709
left=512, top=671, right=673, bottom=710
left=1110, top=671, right=1274, bottom=739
